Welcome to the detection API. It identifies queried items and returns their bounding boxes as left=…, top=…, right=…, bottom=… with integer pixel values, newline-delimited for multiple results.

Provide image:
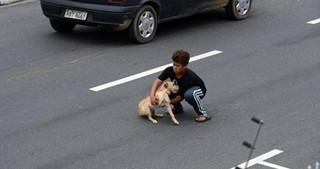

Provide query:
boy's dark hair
left=172, top=49, right=190, bottom=66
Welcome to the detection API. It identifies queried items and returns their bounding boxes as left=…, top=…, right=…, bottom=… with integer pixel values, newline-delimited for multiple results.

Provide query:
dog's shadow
left=138, top=109, right=196, bottom=126
left=138, top=106, right=220, bottom=126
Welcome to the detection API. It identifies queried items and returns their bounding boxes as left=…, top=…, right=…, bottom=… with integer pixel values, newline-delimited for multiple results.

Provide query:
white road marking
left=90, top=50, right=223, bottom=92
left=231, top=149, right=289, bottom=169
left=0, top=0, right=37, bottom=8
left=307, top=18, right=320, bottom=24
left=258, top=161, right=289, bottom=169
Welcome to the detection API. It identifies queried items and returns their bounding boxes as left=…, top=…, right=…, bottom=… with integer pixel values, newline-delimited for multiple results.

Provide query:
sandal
left=194, top=115, right=211, bottom=122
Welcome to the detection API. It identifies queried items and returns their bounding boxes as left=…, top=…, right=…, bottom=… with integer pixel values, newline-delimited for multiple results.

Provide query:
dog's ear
left=163, top=82, right=169, bottom=88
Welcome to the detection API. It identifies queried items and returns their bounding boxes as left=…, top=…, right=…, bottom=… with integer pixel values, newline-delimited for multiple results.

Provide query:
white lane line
left=0, top=0, right=37, bottom=8
left=307, top=18, right=320, bottom=24
left=258, top=161, right=289, bottom=169
left=90, top=50, right=223, bottom=92
left=231, top=149, right=288, bottom=169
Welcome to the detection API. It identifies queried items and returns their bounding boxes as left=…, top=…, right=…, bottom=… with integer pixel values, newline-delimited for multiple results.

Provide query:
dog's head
left=162, top=81, right=179, bottom=94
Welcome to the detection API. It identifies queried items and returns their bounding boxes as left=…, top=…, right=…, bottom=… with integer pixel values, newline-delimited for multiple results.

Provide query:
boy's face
left=172, top=61, right=187, bottom=75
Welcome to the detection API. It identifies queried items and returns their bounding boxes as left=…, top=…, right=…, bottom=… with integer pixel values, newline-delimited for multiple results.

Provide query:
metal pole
left=244, top=118, right=263, bottom=169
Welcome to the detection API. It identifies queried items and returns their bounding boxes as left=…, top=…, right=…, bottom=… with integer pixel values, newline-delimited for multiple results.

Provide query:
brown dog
left=138, top=81, right=179, bottom=124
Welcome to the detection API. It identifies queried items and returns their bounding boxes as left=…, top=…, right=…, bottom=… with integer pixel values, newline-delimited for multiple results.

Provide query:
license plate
left=64, top=9, right=87, bottom=21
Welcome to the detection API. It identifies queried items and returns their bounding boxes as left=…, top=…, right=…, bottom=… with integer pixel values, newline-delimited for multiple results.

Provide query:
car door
left=158, top=0, right=180, bottom=20
left=180, top=0, right=229, bottom=16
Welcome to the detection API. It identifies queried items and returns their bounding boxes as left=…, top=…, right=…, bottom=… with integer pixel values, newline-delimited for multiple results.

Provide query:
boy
left=150, top=49, right=211, bottom=122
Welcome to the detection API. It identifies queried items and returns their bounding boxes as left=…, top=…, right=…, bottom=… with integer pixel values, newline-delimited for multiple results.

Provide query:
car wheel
left=127, top=5, right=158, bottom=44
left=49, top=19, right=76, bottom=32
left=226, top=0, right=251, bottom=20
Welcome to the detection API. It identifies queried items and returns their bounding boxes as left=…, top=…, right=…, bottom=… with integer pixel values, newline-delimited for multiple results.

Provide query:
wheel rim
left=138, top=11, right=155, bottom=38
left=236, top=0, right=250, bottom=16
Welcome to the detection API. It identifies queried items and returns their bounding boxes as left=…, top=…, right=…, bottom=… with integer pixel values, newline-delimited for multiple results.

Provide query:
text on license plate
left=64, top=9, right=87, bottom=20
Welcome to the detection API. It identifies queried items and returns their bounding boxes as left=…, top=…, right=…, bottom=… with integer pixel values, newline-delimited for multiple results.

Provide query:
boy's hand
left=150, top=95, right=159, bottom=105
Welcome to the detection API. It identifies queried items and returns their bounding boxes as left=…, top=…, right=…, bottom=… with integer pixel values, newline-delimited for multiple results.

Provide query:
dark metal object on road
left=235, top=117, right=264, bottom=169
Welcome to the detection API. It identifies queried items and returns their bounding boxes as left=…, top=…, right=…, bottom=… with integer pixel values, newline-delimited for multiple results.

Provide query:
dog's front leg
left=152, top=111, right=164, bottom=118
left=151, top=109, right=163, bottom=118
left=166, top=105, right=179, bottom=125
left=147, top=109, right=158, bottom=124
left=148, top=113, right=158, bottom=124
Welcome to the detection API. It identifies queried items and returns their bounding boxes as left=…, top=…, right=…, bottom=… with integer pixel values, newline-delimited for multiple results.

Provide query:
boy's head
left=172, top=49, right=190, bottom=66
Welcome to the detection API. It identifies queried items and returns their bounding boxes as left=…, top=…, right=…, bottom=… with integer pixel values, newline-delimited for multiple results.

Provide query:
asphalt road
left=0, top=0, right=319, bottom=169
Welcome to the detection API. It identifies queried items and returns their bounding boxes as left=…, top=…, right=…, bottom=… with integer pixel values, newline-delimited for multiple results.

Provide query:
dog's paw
left=154, top=113, right=164, bottom=117
left=151, top=120, right=158, bottom=124
left=174, top=121, right=179, bottom=125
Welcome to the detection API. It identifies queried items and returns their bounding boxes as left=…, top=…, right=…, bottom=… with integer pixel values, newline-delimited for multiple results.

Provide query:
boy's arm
left=170, top=95, right=183, bottom=104
left=150, top=78, right=163, bottom=105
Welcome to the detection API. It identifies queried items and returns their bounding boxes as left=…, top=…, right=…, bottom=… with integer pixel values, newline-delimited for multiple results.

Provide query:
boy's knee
left=184, top=90, right=194, bottom=102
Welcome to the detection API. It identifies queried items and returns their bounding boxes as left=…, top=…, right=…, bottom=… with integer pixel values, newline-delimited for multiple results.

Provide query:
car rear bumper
left=40, top=0, right=140, bottom=31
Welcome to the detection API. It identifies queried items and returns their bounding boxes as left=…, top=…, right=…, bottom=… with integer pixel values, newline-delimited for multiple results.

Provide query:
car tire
left=226, top=0, right=251, bottom=20
left=49, top=19, right=76, bottom=32
left=127, top=5, right=158, bottom=44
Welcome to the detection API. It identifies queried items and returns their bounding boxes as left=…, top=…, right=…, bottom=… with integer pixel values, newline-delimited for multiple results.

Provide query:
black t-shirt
left=158, top=67, right=206, bottom=98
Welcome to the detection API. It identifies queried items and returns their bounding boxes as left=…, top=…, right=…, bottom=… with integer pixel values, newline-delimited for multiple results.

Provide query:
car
left=40, top=0, right=252, bottom=44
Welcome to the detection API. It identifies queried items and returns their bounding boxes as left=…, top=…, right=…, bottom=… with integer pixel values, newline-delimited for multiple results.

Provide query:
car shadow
left=48, top=27, right=132, bottom=46
left=156, top=9, right=227, bottom=37
left=47, top=9, right=228, bottom=46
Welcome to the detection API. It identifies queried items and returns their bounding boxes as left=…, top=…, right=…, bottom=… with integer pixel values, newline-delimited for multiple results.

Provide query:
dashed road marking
left=307, top=18, right=320, bottom=24
left=90, top=50, right=223, bottom=92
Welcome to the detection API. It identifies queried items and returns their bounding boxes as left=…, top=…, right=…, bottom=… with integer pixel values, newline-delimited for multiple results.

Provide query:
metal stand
left=235, top=117, right=264, bottom=169
left=308, top=162, right=319, bottom=169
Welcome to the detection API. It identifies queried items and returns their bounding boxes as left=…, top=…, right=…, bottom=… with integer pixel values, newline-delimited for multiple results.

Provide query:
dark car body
left=40, top=0, right=252, bottom=43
